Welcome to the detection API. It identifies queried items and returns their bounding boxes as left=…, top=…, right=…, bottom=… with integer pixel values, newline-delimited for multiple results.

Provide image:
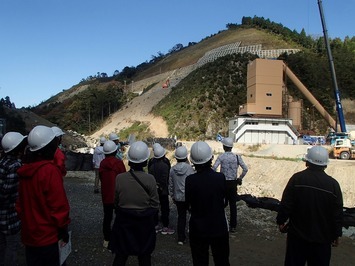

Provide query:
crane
left=317, top=0, right=346, bottom=132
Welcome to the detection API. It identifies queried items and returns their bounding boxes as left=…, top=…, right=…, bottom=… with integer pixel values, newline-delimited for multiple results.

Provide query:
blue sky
left=0, top=0, right=354, bottom=108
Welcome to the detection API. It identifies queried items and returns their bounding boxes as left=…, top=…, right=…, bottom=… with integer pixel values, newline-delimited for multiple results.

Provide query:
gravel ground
left=15, top=171, right=355, bottom=266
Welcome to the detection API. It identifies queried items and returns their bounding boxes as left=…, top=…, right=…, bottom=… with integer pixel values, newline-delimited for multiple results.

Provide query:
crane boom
left=317, top=0, right=346, bottom=132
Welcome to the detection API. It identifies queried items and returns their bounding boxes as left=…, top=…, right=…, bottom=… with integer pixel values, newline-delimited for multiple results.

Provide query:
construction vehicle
left=332, top=138, right=355, bottom=160
left=162, top=78, right=170, bottom=89
left=326, top=132, right=349, bottom=145
left=317, top=0, right=347, bottom=133
left=318, top=0, right=353, bottom=161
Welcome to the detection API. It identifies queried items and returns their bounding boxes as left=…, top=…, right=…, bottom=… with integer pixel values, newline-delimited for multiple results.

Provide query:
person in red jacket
left=16, top=125, right=71, bottom=266
left=51, top=126, right=67, bottom=177
left=99, top=140, right=126, bottom=248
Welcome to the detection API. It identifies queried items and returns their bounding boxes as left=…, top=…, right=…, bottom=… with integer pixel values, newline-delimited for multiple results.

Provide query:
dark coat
left=185, top=168, right=228, bottom=237
left=148, top=157, right=171, bottom=195
left=277, top=167, right=343, bottom=243
left=109, top=207, right=158, bottom=255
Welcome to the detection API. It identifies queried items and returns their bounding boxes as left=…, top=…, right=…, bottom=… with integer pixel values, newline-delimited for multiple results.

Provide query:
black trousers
left=285, top=233, right=331, bottom=266
left=113, top=254, right=151, bottom=266
left=25, top=242, right=60, bottom=266
left=175, top=201, right=188, bottom=242
left=225, top=180, right=238, bottom=228
left=189, top=232, right=230, bottom=266
left=103, top=203, right=114, bottom=241
left=155, top=193, right=170, bottom=227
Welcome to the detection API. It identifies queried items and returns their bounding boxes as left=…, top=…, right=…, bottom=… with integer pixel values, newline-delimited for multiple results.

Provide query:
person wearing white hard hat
left=186, top=141, right=230, bottom=266
left=212, top=137, right=248, bottom=233
left=110, top=141, right=159, bottom=266
left=169, top=145, right=195, bottom=245
left=51, top=126, right=67, bottom=177
left=147, top=143, right=165, bottom=169
left=109, top=132, right=125, bottom=160
left=0, top=132, right=27, bottom=266
left=148, top=143, right=174, bottom=235
left=93, top=136, right=106, bottom=193
left=277, top=145, right=343, bottom=265
left=16, top=125, right=71, bottom=266
left=99, top=140, right=126, bottom=249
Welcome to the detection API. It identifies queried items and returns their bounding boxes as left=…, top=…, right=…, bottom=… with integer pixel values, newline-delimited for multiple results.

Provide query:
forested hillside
left=10, top=17, right=355, bottom=137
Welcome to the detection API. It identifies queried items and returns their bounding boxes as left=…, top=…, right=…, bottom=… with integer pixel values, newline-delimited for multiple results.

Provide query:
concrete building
left=229, top=59, right=300, bottom=145
left=229, top=117, right=298, bottom=145
left=239, top=59, right=284, bottom=117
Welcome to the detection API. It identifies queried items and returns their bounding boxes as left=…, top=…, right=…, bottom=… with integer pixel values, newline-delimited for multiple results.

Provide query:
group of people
left=95, top=136, right=344, bottom=266
left=93, top=133, right=125, bottom=194
left=0, top=125, right=70, bottom=266
left=93, top=137, right=248, bottom=265
left=0, top=125, right=344, bottom=266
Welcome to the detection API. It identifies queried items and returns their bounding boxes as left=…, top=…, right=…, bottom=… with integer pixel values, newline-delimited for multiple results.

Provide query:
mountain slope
left=30, top=23, right=355, bottom=141
left=135, top=27, right=300, bottom=80
left=91, top=81, right=171, bottom=140
left=34, top=27, right=299, bottom=139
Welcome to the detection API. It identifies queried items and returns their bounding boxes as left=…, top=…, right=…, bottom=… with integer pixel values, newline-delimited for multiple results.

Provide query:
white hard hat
left=1, top=132, right=27, bottom=153
left=103, top=140, right=118, bottom=154
left=222, top=137, right=233, bottom=148
left=304, top=146, right=329, bottom=166
left=51, top=126, right=65, bottom=137
left=109, top=133, right=119, bottom=141
left=174, top=146, right=188, bottom=160
left=190, top=141, right=213, bottom=165
left=99, top=136, right=106, bottom=144
left=28, top=125, right=56, bottom=152
left=154, top=145, right=166, bottom=159
left=127, top=141, right=150, bottom=163
left=152, top=143, right=161, bottom=150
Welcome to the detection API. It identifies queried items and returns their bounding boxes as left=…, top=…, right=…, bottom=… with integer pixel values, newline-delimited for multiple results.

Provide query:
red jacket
left=16, top=160, right=71, bottom=247
left=53, top=148, right=67, bottom=177
left=99, top=156, right=126, bottom=204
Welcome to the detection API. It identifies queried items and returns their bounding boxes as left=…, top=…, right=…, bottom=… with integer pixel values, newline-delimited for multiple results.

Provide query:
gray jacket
left=169, top=162, right=195, bottom=202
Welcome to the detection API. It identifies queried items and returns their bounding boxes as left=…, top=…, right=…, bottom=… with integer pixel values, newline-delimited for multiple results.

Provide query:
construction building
left=229, top=59, right=300, bottom=145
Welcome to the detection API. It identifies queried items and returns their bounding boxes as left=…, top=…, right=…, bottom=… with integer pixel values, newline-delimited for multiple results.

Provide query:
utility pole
left=317, top=0, right=346, bottom=132
left=88, top=101, right=91, bottom=133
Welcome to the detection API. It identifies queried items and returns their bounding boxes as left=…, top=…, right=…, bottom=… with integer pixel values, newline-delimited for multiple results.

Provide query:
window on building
left=266, top=93, right=272, bottom=96
left=250, top=94, right=253, bottom=98
left=266, top=107, right=272, bottom=110
left=272, top=123, right=279, bottom=126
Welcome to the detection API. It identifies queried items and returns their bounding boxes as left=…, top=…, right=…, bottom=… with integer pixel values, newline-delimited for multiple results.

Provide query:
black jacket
left=185, top=168, right=228, bottom=237
left=148, top=157, right=171, bottom=195
left=277, top=167, right=343, bottom=243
